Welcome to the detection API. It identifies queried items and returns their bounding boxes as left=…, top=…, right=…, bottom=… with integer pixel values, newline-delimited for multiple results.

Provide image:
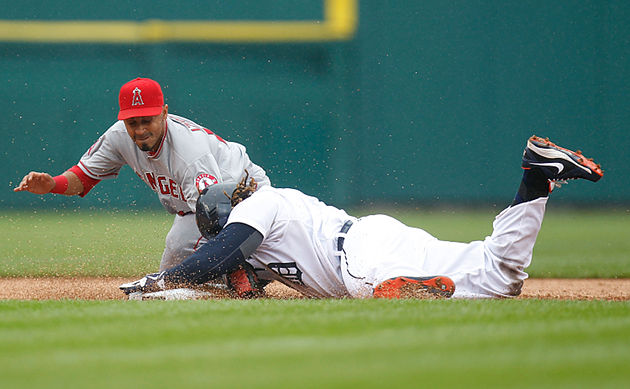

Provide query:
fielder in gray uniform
left=14, top=77, right=270, bottom=272
left=120, top=135, right=603, bottom=299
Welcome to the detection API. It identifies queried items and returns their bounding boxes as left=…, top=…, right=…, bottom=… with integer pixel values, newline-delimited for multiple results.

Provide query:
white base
left=128, top=287, right=225, bottom=301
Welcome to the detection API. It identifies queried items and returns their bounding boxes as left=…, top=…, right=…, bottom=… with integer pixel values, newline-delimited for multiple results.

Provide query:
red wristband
left=50, top=175, right=69, bottom=194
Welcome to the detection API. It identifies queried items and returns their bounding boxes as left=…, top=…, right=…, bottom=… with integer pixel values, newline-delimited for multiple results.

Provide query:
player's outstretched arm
left=119, top=223, right=264, bottom=295
left=14, top=171, right=84, bottom=196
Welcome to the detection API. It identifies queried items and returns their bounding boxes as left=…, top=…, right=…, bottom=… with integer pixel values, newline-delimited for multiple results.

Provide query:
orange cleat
left=373, top=276, right=455, bottom=299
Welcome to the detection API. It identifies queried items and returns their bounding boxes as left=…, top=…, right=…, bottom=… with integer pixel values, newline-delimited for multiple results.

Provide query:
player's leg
left=339, top=215, right=454, bottom=299
left=342, top=204, right=543, bottom=298
left=370, top=136, right=603, bottom=299
left=339, top=213, right=516, bottom=299
left=160, top=213, right=205, bottom=271
left=480, top=135, right=603, bottom=295
left=436, top=135, right=604, bottom=297
left=416, top=196, right=546, bottom=298
left=418, top=238, right=510, bottom=298
left=479, top=196, right=548, bottom=297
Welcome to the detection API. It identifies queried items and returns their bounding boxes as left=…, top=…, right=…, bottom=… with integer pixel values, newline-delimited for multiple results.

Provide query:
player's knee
left=496, top=261, right=525, bottom=297
left=159, top=249, right=189, bottom=271
left=503, top=280, right=524, bottom=296
left=160, top=238, right=195, bottom=271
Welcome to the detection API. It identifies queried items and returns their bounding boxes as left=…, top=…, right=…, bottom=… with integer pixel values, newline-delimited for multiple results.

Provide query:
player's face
left=123, top=106, right=168, bottom=152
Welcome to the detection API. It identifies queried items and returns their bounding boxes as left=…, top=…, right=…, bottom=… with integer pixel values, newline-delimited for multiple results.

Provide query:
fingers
left=13, top=172, right=54, bottom=194
left=13, top=172, right=35, bottom=192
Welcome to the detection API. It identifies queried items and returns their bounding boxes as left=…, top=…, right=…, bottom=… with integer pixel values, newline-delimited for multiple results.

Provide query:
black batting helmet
left=195, top=182, right=237, bottom=239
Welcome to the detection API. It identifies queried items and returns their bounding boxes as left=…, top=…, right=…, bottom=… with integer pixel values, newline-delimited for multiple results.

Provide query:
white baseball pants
left=340, top=197, right=547, bottom=298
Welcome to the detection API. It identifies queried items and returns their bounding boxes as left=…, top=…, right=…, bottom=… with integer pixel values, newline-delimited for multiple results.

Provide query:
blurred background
left=2, top=0, right=628, bottom=210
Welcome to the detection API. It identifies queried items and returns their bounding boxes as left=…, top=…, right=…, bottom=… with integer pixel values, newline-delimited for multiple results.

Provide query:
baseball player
left=14, top=77, right=270, bottom=272
left=120, top=135, right=603, bottom=299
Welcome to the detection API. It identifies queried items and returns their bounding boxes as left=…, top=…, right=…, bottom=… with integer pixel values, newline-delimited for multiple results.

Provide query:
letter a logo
left=132, top=87, right=144, bottom=106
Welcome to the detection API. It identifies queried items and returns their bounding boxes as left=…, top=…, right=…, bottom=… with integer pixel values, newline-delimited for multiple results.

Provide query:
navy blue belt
left=337, top=220, right=354, bottom=252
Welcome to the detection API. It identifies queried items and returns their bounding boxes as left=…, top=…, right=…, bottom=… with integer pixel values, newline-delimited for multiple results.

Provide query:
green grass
left=2, top=208, right=629, bottom=277
left=0, top=298, right=628, bottom=389
left=1, top=210, right=171, bottom=276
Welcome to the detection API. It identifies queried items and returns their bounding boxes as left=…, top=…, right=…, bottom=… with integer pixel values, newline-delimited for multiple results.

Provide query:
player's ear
left=162, top=104, right=168, bottom=117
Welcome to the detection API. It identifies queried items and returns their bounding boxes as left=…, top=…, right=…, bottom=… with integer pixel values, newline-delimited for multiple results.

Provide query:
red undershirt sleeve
left=68, top=165, right=101, bottom=197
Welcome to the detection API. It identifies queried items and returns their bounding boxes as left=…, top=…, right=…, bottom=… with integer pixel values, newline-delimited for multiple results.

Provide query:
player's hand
left=224, top=263, right=264, bottom=299
left=13, top=172, right=55, bottom=194
left=119, top=272, right=166, bottom=295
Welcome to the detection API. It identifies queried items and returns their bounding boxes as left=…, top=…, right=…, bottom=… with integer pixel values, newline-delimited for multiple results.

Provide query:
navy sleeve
left=163, top=222, right=263, bottom=286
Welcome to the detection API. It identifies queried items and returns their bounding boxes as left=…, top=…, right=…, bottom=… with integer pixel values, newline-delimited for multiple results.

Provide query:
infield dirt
left=1, top=278, right=629, bottom=301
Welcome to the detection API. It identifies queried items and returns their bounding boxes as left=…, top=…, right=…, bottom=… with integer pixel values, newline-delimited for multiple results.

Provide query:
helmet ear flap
left=195, top=183, right=237, bottom=239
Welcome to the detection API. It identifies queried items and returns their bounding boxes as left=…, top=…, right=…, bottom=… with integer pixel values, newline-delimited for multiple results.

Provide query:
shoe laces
left=549, top=179, right=569, bottom=192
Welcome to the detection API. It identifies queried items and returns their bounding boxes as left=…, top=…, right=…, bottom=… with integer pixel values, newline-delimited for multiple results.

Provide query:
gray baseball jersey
left=77, top=114, right=270, bottom=214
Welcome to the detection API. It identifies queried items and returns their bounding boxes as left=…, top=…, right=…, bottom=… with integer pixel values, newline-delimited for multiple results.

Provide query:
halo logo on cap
left=118, top=77, right=164, bottom=120
left=131, top=87, right=144, bottom=106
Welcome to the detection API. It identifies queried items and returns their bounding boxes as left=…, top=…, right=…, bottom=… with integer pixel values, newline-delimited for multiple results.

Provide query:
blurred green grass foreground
left=1, top=207, right=629, bottom=278
left=1, top=298, right=629, bottom=389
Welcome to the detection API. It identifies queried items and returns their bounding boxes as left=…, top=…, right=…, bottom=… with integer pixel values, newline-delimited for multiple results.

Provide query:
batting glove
left=224, top=263, right=264, bottom=299
left=119, top=272, right=166, bottom=295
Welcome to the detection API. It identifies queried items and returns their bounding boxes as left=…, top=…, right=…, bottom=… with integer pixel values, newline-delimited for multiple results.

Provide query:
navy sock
left=511, top=168, right=549, bottom=206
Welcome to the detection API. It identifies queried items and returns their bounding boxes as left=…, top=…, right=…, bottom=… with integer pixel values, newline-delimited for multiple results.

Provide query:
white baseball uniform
left=227, top=186, right=546, bottom=298
left=77, top=114, right=270, bottom=270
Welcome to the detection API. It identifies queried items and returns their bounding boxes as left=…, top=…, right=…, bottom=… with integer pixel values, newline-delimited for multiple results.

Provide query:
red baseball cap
left=118, top=77, right=164, bottom=120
